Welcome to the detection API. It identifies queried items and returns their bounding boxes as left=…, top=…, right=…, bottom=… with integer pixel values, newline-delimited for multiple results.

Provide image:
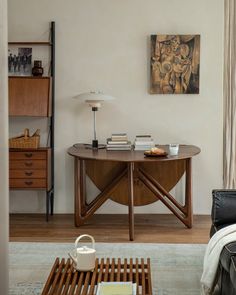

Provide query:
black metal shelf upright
left=47, top=21, right=55, bottom=220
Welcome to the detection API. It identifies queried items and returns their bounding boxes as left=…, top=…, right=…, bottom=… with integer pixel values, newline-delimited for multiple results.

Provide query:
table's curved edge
left=67, top=145, right=201, bottom=162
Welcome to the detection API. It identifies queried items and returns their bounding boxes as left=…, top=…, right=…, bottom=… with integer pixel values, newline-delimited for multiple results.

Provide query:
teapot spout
left=68, top=252, right=77, bottom=265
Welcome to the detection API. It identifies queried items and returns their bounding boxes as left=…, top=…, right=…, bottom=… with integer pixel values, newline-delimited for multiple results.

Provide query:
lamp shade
left=74, top=91, right=115, bottom=108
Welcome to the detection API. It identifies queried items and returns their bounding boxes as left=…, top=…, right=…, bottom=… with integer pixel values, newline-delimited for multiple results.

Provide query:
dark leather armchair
left=210, top=189, right=236, bottom=295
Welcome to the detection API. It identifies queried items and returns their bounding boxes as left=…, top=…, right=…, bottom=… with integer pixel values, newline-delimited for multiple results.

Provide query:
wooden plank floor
left=10, top=214, right=211, bottom=244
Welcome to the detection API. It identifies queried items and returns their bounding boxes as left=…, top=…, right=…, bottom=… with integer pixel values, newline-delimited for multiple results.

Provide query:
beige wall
left=8, top=0, right=224, bottom=215
left=0, top=0, right=9, bottom=292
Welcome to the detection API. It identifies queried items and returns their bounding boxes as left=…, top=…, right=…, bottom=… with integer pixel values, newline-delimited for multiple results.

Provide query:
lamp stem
left=92, top=107, right=98, bottom=148
left=93, top=109, right=96, bottom=140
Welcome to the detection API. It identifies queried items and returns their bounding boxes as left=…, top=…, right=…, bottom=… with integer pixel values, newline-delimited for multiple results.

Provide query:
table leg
left=128, top=162, right=134, bottom=241
left=74, top=158, right=86, bottom=226
left=184, top=158, right=193, bottom=228
left=80, top=159, right=86, bottom=215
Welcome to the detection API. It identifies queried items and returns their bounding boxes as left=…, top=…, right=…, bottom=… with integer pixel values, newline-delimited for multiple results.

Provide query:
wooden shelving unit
left=8, top=22, right=55, bottom=221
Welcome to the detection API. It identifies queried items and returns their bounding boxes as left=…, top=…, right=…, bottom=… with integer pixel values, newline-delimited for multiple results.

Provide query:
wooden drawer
left=9, top=148, right=51, bottom=190
left=9, top=169, right=46, bottom=179
left=10, top=151, right=47, bottom=160
left=10, top=178, right=47, bottom=188
left=9, top=160, right=47, bottom=169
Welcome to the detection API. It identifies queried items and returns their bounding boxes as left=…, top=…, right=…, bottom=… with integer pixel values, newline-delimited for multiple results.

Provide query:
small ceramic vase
left=32, top=60, right=44, bottom=76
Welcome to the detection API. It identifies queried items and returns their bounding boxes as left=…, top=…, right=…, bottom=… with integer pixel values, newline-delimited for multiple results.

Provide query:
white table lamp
left=74, top=91, right=115, bottom=148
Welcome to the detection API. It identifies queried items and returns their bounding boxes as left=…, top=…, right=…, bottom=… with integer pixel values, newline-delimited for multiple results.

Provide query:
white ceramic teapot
left=69, top=234, right=96, bottom=271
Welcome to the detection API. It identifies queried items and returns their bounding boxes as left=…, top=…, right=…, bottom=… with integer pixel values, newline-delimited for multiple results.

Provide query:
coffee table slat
left=81, top=272, right=90, bottom=295
left=117, top=258, right=121, bottom=282
left=49, top=258, right=65, bottom=295
left=88, top=259, right=98, bottom=295
left=110, top=258, right=115, bottom=281
left=42, top=258, right=59, bottom=295
left=68, top=271, right=78, bottom=295
left=141, top=258, right=146, bottom=295
left=57, top=259, right=71, bottom=294
left=61, top=263, right=74, bottom=295
left=103, top=258, right=110, bottom=282
left=135, top=258, right=140, bottom=295
left=123, top=258, right=128, bottom=282
left=97, top=258, right=104, bottom=284
left=147, top=259, right=152, bottom=295
left=75, top=272, right=84, bottom=295
left=129, top=258, right=133, bottom=282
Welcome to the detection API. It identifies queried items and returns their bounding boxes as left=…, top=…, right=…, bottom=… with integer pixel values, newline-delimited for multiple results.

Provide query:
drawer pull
left=25, top=181, right=33, bottom=185
left=25, top=171, right=33, bottom=176
left=25, top=162, right=33, bottom=167
left=25, top=153, right=33, bottom=158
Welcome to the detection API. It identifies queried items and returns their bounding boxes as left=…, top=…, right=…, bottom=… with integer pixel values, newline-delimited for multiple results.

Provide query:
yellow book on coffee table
left=96, top=282, right=136, bottom=295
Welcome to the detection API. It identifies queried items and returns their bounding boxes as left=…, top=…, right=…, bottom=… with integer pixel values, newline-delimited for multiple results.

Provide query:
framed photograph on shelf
left=8, top=47, right=32, bottom=76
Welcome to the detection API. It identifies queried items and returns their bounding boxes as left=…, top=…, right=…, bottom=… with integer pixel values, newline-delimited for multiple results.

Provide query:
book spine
left=111, top=133, right=127, bottom=136
left=107, top=147, right=132, bottom=150
left=135, top=138, right=152, bottom=142
left=107, top=145, right=132, bottom=148
left=111, top=138, right=128, bottom=141
left=107, top=141, right=128, bottom=145
left=134, top=146, right=154, bottom=150
left=136, top=135, right=151, bottom=138
left=135, top=141, right=154, bottom=146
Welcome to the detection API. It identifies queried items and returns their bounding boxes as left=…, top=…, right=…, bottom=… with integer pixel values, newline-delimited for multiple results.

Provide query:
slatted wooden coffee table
left=42, top=257, right=152, bottom=295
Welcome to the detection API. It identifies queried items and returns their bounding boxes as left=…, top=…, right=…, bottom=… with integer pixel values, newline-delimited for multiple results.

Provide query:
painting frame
left=150, top=34, right=200, bottom=94
left=8, top=47, right=32, bottom=76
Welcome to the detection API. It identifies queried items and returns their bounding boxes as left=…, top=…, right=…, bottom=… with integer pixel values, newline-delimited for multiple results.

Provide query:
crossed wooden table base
left=68, top=145, right=200, bottom=241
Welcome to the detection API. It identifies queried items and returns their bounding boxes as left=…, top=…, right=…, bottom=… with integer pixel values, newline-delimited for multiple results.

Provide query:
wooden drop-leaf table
left=67, top=144, right=200, bottom=241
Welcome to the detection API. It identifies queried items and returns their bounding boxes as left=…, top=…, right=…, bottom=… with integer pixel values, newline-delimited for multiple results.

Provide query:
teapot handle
left=75, top=234, right=95, bottom=250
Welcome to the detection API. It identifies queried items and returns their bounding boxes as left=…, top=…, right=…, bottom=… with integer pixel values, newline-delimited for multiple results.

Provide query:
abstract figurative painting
left=150, top=35, right=200, bottom=94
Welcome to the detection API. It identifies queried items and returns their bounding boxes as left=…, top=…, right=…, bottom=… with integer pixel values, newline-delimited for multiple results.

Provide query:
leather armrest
left=212, top=190, right=236, bottom=227
left=220, top=242, right=236, bottom=272
left=230, top=256, right=236, bottom=291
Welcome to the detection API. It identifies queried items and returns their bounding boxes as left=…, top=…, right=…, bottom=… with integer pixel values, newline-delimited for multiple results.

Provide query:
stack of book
left=107, top=133, right=132, bottom=151
left=96, top=282, right=136, bottom=295
left=134, top=135, right=155, bottom=151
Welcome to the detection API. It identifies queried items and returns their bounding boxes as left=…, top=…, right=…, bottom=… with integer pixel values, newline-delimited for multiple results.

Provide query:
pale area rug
left=9, top=243, right=206, bottom=295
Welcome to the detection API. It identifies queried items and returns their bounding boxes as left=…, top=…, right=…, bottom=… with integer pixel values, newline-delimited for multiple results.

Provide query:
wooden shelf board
left=8, top=76, right=51, bottom=79
left=8, top=42, right=52, bottom=46
left=9, top=147, right=51, bottom=151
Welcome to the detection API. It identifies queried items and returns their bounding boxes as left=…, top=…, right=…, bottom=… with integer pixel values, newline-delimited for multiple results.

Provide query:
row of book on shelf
left=106, top=133, right=155, bottom=151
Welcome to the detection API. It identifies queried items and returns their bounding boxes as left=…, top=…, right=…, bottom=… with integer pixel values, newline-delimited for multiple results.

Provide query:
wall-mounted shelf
left=8, top=22, right=55, bottom=221
left=8, top=42, right=52, bottom=46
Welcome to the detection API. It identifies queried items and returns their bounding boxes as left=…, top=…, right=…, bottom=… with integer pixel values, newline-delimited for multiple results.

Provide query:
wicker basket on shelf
left=9, top=128, right=40, bottom=149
